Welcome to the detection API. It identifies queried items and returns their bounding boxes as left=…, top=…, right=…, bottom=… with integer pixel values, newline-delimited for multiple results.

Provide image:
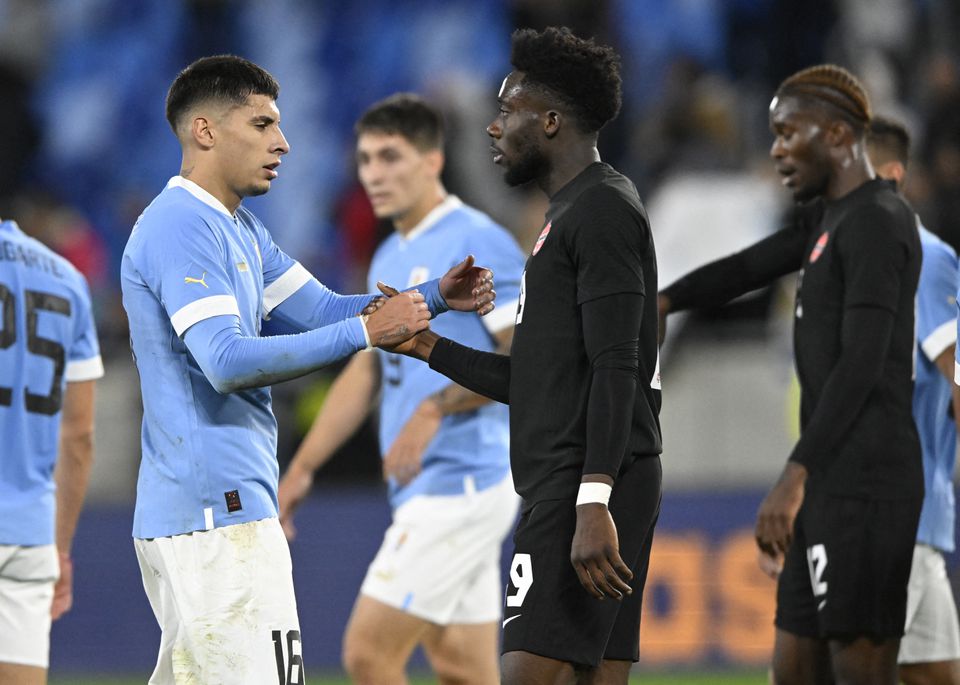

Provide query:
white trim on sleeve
left=956, top=360, right=960, bottom=385
left=262, top=263, right=312, bottom=317
left=921, top=320, right=957, bottom=363
left=482, top=298, right=519, bottom=334
left=170, top=295, right=241, bottom=337
left=65, top=355, right=105, bottom=382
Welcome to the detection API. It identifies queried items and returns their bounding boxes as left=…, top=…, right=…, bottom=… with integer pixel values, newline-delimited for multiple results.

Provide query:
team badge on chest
left=532, top=222, right=552, bottom=256
left=809, top=231, right=829, bottom=263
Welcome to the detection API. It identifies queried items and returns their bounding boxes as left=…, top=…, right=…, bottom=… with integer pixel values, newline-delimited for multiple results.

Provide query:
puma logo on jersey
left=184, top=272, right=209, bottom=288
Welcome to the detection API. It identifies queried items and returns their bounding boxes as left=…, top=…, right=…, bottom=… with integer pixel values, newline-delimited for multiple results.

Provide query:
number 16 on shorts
left=272, top=629, right=304, bottom=685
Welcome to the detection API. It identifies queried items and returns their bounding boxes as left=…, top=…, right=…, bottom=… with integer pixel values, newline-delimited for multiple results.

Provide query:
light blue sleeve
left=64, top=273, right=103, bottom=382
left=917, top=240, right=958, bottom=363
left=183, top=313, right=368, bottom=394
left=248, top=214, right=379, bottom=331
left=136, top=214, right=242, bottom=337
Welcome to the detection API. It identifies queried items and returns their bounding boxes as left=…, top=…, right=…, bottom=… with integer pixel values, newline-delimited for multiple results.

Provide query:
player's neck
left=179, top=163, right=241, bottom=215
left=825, top=155, right=874, bottom=202
left=540, top=144, right=601, bottom=198
left=394, top=185, right=447, bottom=236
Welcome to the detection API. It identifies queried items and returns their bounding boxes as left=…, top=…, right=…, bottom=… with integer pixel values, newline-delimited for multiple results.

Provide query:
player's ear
left=190, top=116, right=215, bottom=150
left=544, top=110, right=560, bottom=139
left=424, top=148, right=444, bottom=177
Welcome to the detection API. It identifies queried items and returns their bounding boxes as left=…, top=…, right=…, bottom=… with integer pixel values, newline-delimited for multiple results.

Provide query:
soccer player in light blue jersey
left=279, top=94, right=523, bottom=685
left=0, top=218, right=103, bottom=684
left=122, top=57, right=496, bottom=685
left=867, top=117, right=960, bottom=685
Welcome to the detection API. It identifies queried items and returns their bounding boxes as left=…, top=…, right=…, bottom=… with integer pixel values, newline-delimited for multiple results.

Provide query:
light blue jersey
left=122, top=177, right=372, bottom=539
left=916, top=225, right=958, bottom=553
left=369, top=197, right=524, bottom=508
left=0, top=220, right=103, bottom=546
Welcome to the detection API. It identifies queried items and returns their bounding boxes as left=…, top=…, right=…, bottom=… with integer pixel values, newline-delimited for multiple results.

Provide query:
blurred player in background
left=660, top=65, right=923, bottom=685
left=122, top=55, right=495, bottom=684
left=0, top=217, right=103, bottom=685
left=381, top=27, right=662, bottom=685
left=866, top=116, right=960, bottom=685
left=279, top=93, right=524, bottom=685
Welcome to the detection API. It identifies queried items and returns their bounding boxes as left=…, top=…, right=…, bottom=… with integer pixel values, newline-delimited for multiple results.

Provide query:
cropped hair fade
left=510, top=26, right=622, bottom=133
left=165, top=55, right=280, bottom=133
left=355, top=93, right=444, bottom=151
left=867, top=116, right=911, bottom=167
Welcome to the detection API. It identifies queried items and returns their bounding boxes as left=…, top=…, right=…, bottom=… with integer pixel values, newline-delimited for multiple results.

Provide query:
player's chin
left=245, top=180, right=273, bottom=197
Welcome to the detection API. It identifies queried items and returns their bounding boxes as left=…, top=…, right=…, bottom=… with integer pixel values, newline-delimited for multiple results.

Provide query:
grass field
left=49, top=671, right=769, bottom=684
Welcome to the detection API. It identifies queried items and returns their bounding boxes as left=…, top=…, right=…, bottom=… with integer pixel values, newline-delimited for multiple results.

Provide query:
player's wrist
left=576, top=482, right=612, bottom=507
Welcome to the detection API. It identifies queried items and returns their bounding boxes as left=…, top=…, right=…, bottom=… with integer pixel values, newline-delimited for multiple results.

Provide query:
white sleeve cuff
left=481, top=297, right=519, bottom=334
left=262, top=263, right=312, bottom=316
left=65, top=355, right=104, bottom=382
left=358, top=315, right=372, bottom=349
left=921, top=320, right=957, bottom=362
left=170, top=295, right=241, bottom=336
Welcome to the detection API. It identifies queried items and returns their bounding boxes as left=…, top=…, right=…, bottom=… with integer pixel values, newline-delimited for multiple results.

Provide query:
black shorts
left=501, top=455, right=662, bottom=667
left=775, top=487, right=921, bottom=640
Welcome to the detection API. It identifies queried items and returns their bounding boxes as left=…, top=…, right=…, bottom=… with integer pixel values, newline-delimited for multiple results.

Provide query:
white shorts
left=135, top=517, right=304, bottom=685
left=899, top=544, right=960, bottom=664
left=0, top=544, right=59, bottom=668
left=361, top=473, right=519, bottom=625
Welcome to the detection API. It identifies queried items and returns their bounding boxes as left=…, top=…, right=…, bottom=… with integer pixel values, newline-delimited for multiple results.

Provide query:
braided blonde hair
left=775, top=64, right=872, bottom=129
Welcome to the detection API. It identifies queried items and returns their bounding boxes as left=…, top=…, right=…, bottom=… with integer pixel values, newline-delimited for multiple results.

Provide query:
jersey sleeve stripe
left=921, top=320, right=957, bottom=362
left=65, top=355, right=105, bottom=382
left=262, top=263, right=311, bottom=316
left=170, top=295, right=241, bottom=336
left=482, top=297, right=519, bottom=334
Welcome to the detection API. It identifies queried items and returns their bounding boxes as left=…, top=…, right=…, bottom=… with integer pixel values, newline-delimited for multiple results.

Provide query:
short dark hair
left=165, top=55, right=280, bottom=134
left=354, top=93, right=444, bottom=151
left=867, top=116, right=910, bottom=168
left=774, top=64, right=871, bottom=135
left=510, top=26, right=622, bottom=133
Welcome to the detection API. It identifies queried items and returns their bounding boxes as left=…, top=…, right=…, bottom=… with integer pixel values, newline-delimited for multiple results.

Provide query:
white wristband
left=576, top=482, right=612, bottom=507
left=358, top=314, right=372, bottom=349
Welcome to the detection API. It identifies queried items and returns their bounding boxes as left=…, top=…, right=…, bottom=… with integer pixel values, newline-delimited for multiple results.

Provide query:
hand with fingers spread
left=361, top=295, right=387, bottom=316
left=570, top=502, right=634, bottom=601
left=440, top=255, right=497, bottom=316
left=758, top=549, right=784, bottom=581
left=382, top=398, right=441, bottom=485
left=755, top=461, right=807, bottom=557
left=364, top=289, right=431, bottom=348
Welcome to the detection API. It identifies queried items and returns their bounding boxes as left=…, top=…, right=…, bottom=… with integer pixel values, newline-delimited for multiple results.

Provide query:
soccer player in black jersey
left=375, top=26, right=662, bottom=685
left=660, top=65, right=923, bottom=685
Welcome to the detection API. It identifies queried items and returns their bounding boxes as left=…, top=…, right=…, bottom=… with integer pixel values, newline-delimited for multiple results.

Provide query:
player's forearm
left=661, top=227, right=806, bottom=312
left=290, top=354, right=378, bottom=474
left=185, top=315, right=367, bottom=393
left=427, top=337, right=511, bottom=404
left=269, top=278, right=376, bottom=332
left=425, top=331, right=513, bottom=415
left=789, top=306, right=895, bottom=472
left=54, top=382, right=97, bottom=554
left=581, top=293, right=643, bottom=478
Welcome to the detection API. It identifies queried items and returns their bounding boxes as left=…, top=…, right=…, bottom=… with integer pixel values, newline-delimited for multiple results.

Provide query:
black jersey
left=791, top=179, right=922, bottom=499
left=507, top=162, right=662, bottom=504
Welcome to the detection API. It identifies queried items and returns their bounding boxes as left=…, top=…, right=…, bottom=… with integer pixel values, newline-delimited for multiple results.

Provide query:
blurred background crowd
left=5, top=0, right=960, bottom=490
left=3, top=0, right=960, bottom=676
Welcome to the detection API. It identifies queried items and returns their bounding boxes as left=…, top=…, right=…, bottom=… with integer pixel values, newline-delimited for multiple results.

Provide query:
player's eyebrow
left=249, top=114, right=277, bottom=126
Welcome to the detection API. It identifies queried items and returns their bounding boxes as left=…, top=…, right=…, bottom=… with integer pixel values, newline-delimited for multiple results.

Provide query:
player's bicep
left=838, top=212, right=910, bottom=311
left=571, top=200, right=648, bottom=305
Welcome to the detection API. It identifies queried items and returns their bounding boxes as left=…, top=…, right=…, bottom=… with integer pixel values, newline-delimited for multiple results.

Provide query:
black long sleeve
left=662, top=224, right=808, bottom=311
left=581, top=292, right=645, bottom=479
left=428, top=337, right=511, bottom=404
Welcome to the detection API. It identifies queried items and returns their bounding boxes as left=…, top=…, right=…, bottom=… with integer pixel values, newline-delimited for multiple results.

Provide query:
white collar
left=166, top=176, right=235, bottom=219
left=400, top=195, right=462, bottom=243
